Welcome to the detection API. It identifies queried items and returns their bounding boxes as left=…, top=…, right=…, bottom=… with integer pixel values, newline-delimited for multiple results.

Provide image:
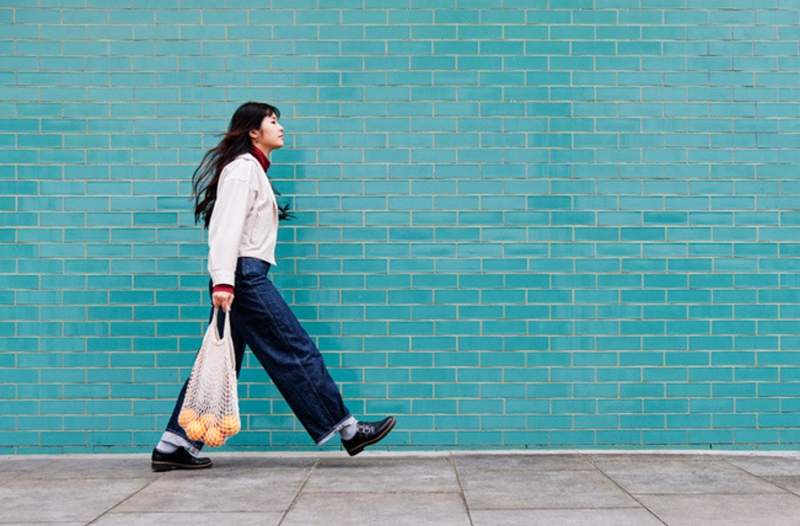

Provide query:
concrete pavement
left=2, top=450, right=800, bottom=525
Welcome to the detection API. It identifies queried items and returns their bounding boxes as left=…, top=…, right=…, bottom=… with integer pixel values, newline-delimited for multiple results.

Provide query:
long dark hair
left=192, top=101, right=293, bottom=229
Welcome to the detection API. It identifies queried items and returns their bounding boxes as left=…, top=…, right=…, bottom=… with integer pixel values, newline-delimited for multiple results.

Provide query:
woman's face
left=250, top=113, right=284, bottom=152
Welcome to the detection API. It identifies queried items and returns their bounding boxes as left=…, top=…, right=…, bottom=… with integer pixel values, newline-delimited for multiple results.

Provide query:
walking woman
left=151, top=101, right=396, bottom=471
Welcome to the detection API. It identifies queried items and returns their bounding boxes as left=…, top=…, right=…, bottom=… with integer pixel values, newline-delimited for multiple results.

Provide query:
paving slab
left=636, top=493, right=800, bottom=526
left=453, top=452, right=595, bottom=473
left=307, top=456, right=459, bottom=493
left=0, top=456, right=161, bottom=482
left=470, top=508, right=664, bottom=526
left=91, top=512, right=282, bottom=526
left=281, top=491, right=471, bottom=526
left=459, top=468, right=639, bottom=509
left=592, top=454, right=784, bottom=495
left=723, top=455, right=800, bottom=477
left=114, top=467, right=308, bottom=513
left=0, top=477, right=152, bottom=523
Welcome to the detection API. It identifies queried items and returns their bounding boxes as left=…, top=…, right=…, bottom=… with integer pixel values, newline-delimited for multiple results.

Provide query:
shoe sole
left=346, top=416, right=396, bottom=457
left=151, top=460, right=213, bottom=472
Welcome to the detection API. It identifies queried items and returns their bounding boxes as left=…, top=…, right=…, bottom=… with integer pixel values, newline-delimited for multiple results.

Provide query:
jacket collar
left=236, top=152, right=263, bottom=169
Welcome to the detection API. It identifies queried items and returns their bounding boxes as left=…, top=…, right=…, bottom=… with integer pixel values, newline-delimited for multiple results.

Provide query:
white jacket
left=207, top=152, right=279, bottom=287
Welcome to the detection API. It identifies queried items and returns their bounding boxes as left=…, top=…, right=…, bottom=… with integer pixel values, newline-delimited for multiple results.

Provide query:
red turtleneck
left=250, top=145, right=270, bottom=172
left=211, top=146, right=271, bottom=296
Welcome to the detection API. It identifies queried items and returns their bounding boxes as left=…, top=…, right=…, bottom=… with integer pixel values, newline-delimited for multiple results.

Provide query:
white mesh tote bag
left=177, top=306, right=241, bottom=447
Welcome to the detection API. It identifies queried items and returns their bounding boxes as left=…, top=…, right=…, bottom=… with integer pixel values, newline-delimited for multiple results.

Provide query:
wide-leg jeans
left=160, top=256, right=354, bottom=454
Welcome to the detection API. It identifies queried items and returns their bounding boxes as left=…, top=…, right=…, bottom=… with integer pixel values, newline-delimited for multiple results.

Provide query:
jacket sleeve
left=207, top=161, right=255, bottom=288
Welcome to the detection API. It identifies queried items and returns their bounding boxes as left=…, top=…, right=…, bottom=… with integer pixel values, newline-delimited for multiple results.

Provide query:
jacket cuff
left=212, top=283, right=234, bottom=294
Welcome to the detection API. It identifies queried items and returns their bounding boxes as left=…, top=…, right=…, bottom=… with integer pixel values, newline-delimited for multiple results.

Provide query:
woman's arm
left=207, top=161, right=255, bottom=291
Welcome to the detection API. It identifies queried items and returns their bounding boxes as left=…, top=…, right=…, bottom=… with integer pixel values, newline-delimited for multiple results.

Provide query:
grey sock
left=339, top=417, right=358, bottom=440
left=156, top=439, right=178, bottom=453
left=158, top=431, right=202, bottom=458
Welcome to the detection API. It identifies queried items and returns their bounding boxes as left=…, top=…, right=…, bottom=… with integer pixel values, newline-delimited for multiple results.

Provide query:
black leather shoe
left=341, top=416, right=396, bottom=456
left=151, top=446, right=212, bottom=472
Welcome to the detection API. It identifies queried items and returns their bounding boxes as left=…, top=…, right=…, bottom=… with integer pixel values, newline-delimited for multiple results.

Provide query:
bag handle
left=210, top=305, right=238, bottom=381
left=209, top=305, right=232, bottom=344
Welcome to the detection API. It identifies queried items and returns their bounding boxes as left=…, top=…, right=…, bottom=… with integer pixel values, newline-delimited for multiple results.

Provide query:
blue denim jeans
left=160, top=256, right=354, bottom=453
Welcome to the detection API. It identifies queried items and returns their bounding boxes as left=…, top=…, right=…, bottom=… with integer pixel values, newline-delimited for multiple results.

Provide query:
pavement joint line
left=589, top=456, right=670, bottom=526
left=695, top=458, right=800, bottom=497
left=447, top=452, right=476, bottom=526
left=276, top=456, right=319, bottom=526
left=83, top=474, right=161, bottom=525
left=718, top=456, right=800, bottom=499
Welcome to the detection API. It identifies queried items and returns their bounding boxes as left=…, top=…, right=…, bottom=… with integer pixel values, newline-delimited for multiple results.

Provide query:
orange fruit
left=185, top=420, right=205, bottom=441
left=204, top=426, right=225, bottom=447
left=219, top=415, right=241, bottom=436
left=199, top=413, right=217, bottom=429
left=178, top=408, right=198, bottom=429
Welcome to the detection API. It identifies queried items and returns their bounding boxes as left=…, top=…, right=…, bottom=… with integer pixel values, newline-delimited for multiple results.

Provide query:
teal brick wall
left=3, top=1, right=800, bottom=453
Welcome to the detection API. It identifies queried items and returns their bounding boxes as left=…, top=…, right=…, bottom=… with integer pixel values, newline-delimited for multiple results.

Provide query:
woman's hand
left=212, top=290, right=234, bottom=312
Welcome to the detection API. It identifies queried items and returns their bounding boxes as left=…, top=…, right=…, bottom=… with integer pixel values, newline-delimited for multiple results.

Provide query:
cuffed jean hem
left=315, top=414, right=357, bottom=446
left=161, top=429, right=202, bottom=457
